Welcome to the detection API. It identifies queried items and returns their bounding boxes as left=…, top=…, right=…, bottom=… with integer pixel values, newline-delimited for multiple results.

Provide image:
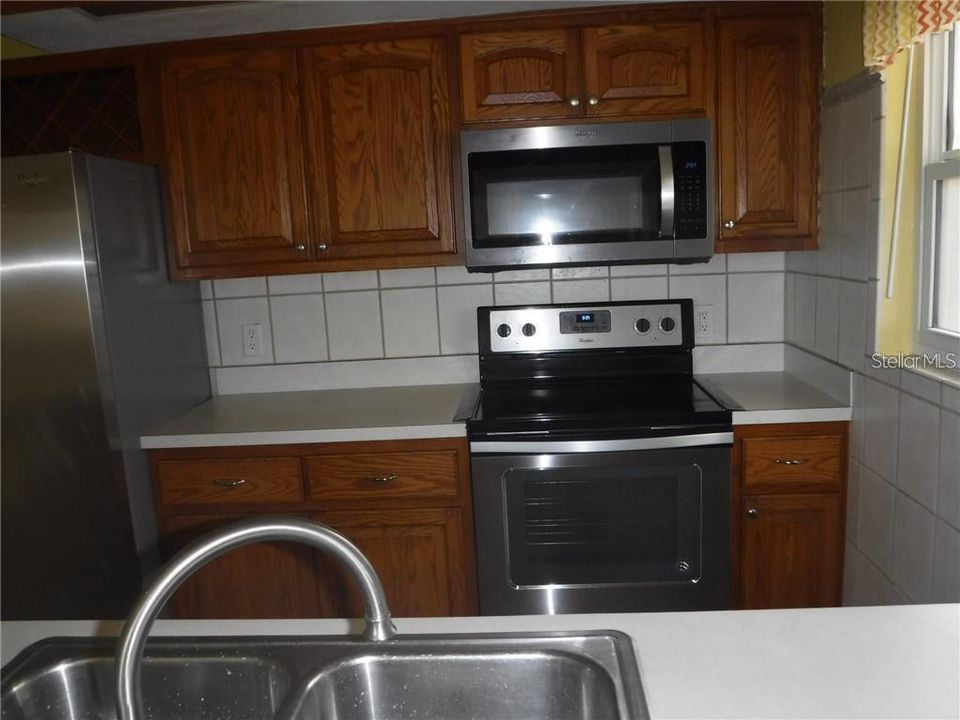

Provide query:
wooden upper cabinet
left=582, top=20, right=707, bottom=117
left=459, top=29, right=581, bottom=122
left=160, top=49, right=310, bottom=270
left=300, top=37, right=456, bottom=263
left=716, top=13, right=819, bottom=252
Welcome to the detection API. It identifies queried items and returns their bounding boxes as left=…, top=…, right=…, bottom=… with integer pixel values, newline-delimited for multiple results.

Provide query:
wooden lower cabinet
left=739, top=493, right=842, bottom=609
left=151, top=438, right=477, bottom=619
left=733, top=422, right=848, bottom=609
left=312, top=508, right=474, bottom=618
left=160, top=513, right=320, bottom=619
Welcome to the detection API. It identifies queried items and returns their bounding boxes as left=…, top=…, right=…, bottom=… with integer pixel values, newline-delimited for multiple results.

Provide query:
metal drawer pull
left=212, top=478, right=248, bottom=488
left=774, top=458, right=808, bottom=466
left=747, top=508, right=759, bottom=519
left=366, top=474, right=398, bottom=483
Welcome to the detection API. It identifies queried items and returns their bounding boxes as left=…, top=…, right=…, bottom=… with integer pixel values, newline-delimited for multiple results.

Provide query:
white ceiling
left=2, top=0, right=618, bottom=54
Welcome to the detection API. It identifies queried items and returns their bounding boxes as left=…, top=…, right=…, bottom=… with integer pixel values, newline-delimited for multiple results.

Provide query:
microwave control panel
left=671, top=141, right=707, bottom=240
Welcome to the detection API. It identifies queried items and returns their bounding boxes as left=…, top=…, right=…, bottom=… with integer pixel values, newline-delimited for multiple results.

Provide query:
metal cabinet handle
left=213, top=478, right=248, bottom=488
left=723, top=220, right=735, bottom=229
left=568, top=98, right=580, bottom=107
left=746, top=508, right=759, bottom=519
left=774, top=458, right=809, bottom=466
left=316, top=243, right=327, bottom=251
left=366, top=474, right=398, bottom=483
left=587, top=96, right=599, bottom=106
left=295, top=243, right=306, bottom=252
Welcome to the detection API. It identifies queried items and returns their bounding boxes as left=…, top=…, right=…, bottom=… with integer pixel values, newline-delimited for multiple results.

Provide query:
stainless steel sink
left=2, top=631, right=648, bottom=720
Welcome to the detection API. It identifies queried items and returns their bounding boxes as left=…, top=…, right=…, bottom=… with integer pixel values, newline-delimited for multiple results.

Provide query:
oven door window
left=468, top=145, right=661, bottom=248
left=503, top=464, right=701, bottom=587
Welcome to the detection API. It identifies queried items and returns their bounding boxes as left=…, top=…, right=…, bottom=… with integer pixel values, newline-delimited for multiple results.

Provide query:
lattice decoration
left=1, top=66, right=142, bottom=159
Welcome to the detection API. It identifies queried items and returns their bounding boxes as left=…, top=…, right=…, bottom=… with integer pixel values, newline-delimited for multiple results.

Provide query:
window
left=919, top=25, right=960, bottom=353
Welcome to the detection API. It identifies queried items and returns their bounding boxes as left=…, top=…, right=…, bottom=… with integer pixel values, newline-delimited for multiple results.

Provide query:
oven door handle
left=658, top=144, right=675, bottom=239
left=470, top=432, right=733, bottom=454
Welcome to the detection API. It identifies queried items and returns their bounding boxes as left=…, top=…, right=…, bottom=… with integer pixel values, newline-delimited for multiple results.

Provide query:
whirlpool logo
left=575, top=130, right=600, bottom=138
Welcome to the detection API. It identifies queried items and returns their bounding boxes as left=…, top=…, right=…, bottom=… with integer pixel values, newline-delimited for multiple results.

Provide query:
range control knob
left=496, top=323, right=512, bottom=338
left=521, top=323, right=537, bottom=337
left=635, top=317, right=651, bottom=334
left=659, top=316, right=677, bottom=333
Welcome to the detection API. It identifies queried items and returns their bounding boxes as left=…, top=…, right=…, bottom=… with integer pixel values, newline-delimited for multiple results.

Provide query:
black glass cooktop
left=467, top=377, right=731, bottom=440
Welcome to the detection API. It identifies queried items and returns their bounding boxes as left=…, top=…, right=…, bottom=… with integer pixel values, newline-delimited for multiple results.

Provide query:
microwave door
left=658, top=145, right=675, bottom=239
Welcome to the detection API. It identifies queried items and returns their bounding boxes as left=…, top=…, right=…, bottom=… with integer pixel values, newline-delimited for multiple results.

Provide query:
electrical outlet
left=696, top=306, right=714, bottom=338
left=242, top=323, right=263, bottom=357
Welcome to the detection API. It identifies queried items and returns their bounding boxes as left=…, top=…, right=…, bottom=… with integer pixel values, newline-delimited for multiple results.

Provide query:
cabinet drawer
left=742, top=436, right=842, bottom=492
left=156, top=457, right=303, bottom=506
left=306, top=450, right=459, bottom=501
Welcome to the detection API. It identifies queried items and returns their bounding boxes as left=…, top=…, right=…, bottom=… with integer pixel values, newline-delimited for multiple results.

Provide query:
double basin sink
left=2, top=630, right=649, bottom=719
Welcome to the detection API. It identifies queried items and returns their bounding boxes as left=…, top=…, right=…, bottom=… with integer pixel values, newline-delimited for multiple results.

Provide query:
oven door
left=471, top=445, right=731, bottom=615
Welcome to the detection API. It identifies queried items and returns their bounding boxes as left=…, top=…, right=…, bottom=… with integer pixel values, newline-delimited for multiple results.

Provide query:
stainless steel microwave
left=461, top=119, right=714, bottom=272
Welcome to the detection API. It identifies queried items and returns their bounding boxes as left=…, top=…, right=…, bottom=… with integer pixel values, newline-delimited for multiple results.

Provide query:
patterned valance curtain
left=863, top=0, right=959, bottom=68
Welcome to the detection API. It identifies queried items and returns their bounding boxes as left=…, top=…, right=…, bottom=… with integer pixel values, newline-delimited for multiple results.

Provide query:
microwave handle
left=658, top=145, right=675, bottom=238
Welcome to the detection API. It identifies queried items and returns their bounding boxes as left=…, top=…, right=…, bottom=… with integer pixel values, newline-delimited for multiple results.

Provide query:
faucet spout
left=115, top=517, right=396, bottom=720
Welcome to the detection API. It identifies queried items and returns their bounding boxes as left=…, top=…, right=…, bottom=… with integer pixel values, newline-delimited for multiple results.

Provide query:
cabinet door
left=582, top=19, right=707, bottom=117
left=161, top=514, right=320, bottom=619
left=716, top=14, right=818, bottom=251
left=161, top=49, right=310, bottom=269
left=460, top=29, right=582, bottom=122
left=740, top=494, right=842, bottom=609
left=312, top=508, right=476, bottom=618
left=300, top=37, right=456, bottom=264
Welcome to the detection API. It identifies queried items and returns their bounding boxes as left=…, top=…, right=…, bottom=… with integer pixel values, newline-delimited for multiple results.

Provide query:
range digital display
left=560, top=309, right=611, bottom=334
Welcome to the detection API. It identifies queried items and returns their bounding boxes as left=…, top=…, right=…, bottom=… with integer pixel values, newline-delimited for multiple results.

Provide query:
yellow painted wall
left=824, top=1, right=864, bottom=88
left=877, top=48, right=923, bottom=353
left=1, top=36, right=45, bottom=60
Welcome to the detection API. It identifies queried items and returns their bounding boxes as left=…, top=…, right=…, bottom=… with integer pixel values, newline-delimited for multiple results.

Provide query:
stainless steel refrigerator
left=1, top=152, right=211, bottom=619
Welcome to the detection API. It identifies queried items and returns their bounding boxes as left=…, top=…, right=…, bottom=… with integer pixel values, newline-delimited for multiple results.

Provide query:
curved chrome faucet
left=115, top=517, right=396, bottom=720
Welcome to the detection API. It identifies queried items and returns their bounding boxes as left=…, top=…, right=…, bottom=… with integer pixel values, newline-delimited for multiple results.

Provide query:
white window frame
left=918, top=26, right=960, bottom=355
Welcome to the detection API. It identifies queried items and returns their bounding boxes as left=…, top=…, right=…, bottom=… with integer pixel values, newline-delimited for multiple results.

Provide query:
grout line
left=265, top=293, right=277, bottom=363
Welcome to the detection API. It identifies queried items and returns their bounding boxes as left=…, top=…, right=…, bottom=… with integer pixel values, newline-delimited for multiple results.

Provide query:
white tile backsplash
left=611, top=276, right=669, bottom=302
left=201, top=300, right=220, bottom=367
left=931, top=520, right=960, bottom=602
left=610, top=264, right=669, bottom=277
left=863, top=377, right=900, bottom=482
left=323, top=270, right=378, bottom=292
left=891, top=492, right=935, bottom=602
left=841, top=188, right=870, bottom=281
left=378, top=268, right=436, bottom=288
left=727, top=252, right=786, bottom=272
left=381, top=288, right=440, bottom=358
left=838, top=280, right=868, bottom=370
left=325, top=291, right=383, bottom=360
left=859, top=466, right=896, bottom=574
left=438, top=283, right=493, bottom=354
left=436, top=266, right=489, bottom=285
left=669, top=254, right=726, bottom=274
left=551, top=266, right=609, bottom=280
left=669, top=274, right=727, bottom=344
left=216, top=297, right=274, bottom=365
left=495, top=281, right=551, bottom=306
left=842, top=88, right=873, bottom=190
left=270, top=294, right=328, bottom=364
left=552, top=279, right=610, bottom=303
left=268, top=273, right=324, bottom=295
left=493, top=268, right=551, bottom=282
left=728, top=273, right=784, bottom=343
left=814, top=277, right=840, bottom=360
left=214, top=276, right=267, bottom=298
left=896, top=393, right=940, bottom=509
left=937, top=411, right=960, bottom=529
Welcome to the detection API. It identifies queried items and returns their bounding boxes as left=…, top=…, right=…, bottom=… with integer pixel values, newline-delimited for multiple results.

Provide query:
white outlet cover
left=242, top=323, right=263, bottom=357
left=696, top=306, right=714, bottom=338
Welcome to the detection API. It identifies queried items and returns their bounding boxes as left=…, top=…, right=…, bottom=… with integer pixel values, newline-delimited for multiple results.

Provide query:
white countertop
left=3, top=604, right=957, bottom=719
left=141, top=383, right=475, bottom=448
left=140, top=372, right=851, bottom=450
left=698, top=371, right=852, bottom=425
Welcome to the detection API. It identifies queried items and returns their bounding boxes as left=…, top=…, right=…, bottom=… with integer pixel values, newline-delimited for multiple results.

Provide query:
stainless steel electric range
left=467, top=299, right=733, bottom=616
